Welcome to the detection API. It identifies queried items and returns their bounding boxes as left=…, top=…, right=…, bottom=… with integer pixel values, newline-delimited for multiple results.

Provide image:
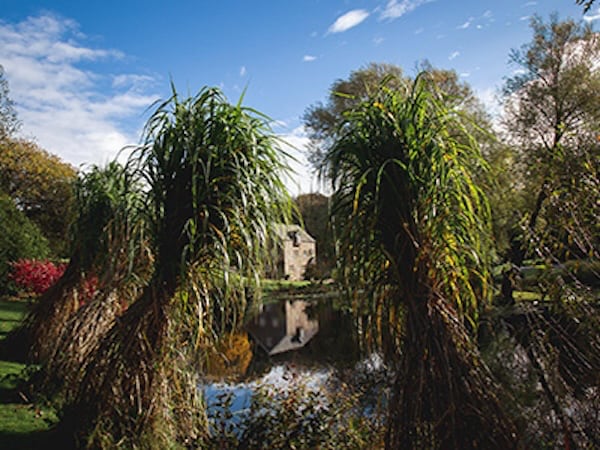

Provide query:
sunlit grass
left=0, top=299, right=58, bottom=446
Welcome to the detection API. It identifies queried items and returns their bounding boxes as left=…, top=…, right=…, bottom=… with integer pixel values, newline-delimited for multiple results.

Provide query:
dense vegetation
left=0, top=13, right=598, bottom=450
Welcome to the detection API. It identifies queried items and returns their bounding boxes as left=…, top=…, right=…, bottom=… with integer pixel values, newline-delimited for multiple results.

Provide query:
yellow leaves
left=203, top=332, right=253, bottom=378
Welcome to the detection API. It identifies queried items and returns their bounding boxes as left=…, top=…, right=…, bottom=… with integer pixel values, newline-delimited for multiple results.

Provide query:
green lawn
left=0, top=299, right=62, bottom=449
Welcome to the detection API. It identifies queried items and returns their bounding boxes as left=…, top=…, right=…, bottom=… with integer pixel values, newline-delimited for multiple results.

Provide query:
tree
left=501, top=14, right=600, bottom=300
left=324, top=75, right=516, bottom=448
left=0, top=64, right=19, bottom=140
left=64, top=87, right=293, bottom=448
left=0, top=138, right=77, bottom=256
left=303, top=63, right=408, bottom=171
left=0, top=192, right=49, bottom=295
left=576, top=0, right=596, bottom=13
left=304, top=62, right=491, bottom=174
left=494, top=15, right=600, bottom=447
left=294, top=193, right=335, bottom=277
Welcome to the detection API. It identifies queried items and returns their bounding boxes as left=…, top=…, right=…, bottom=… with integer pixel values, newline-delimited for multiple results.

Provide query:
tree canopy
left=303, top=62, right=491, bottom=175
left=501, top=14, right=600, bottom=269
left=0, top=192, right=50, bottom=294
left=0, top=138, right=77, bottom=256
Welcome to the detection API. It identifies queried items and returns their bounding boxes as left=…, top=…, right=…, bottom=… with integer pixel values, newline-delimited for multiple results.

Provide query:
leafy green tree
left=0, top=192, right=49, bottom=295
left=0, top=138, right=77, bottom=256
left=325, top=74, right=516, bottom=449
left=304, top=63, right=408, bottom=171
left=304, top=62, right=491, bottom=173
left=501, top=14, right=600, bottom=299
left=294, top=193, right=335, bottom=277
left=66, top=87, right=293, bottom=448
left=491, top=15, right=600, bottom=447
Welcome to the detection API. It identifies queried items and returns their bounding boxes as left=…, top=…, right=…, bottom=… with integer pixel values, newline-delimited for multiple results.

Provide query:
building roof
left=273, top=223, right=316, bottom=244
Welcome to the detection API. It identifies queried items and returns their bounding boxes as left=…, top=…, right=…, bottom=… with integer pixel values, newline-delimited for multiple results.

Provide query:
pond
left=200, top=291, right=388, bottom=444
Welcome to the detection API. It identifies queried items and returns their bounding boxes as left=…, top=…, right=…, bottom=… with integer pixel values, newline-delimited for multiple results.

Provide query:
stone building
left=273, top=224, right=316, bottom=281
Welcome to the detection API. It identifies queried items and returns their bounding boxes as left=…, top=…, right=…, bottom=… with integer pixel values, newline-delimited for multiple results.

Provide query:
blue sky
left=1, top=0, right=597, bottom=194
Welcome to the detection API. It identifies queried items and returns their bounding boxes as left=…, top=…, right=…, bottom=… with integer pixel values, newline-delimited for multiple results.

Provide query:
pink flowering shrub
left=9, top=259, right=66, bottom=295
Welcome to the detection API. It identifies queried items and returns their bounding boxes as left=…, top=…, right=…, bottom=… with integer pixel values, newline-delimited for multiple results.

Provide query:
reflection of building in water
left=247, top=300, right=319, bottom=355
left=271, top=224, right=316, bottom=281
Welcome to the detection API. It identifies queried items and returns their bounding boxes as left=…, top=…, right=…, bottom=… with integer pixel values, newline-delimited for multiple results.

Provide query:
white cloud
left=380, top=0, right=433, bottom=21
left=303, top=55, right=317, bottom=62
left=457, top=11, right=493, bottom=31
left=476, top=87, right=501, bottom=120
left=584, top=8, right=600, bottom=22
left=519, top=15, right=530, bottom=21
left=414, top=27, right=425, bottom=34
left=328, top=9, right=369, bottom=33
left=449, top=51, right=460, bottom=60
left=240, top=66, right=247, bottom=76
left=0, top=14, right=159, bottom=167
left=521, top=1, right=537, bottom=7
left=458, top=17, right=474, bottom=29
left=112, top=74, right=156, bottom=90
left=373, top=36, right=385, bottom=45
left=278, top=125, right=322, bottom=195
left=460, top=72, right=471, bottom=78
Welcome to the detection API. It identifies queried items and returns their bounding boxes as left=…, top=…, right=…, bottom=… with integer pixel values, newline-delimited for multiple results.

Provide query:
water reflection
left=246, top=300, right=319, bottom=355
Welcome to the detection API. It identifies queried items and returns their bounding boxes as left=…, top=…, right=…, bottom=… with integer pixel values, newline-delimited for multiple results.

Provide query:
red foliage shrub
left=9, top=259, right=66, bottom=295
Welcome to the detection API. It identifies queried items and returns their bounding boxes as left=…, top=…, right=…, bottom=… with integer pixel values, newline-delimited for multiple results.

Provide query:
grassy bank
left=0, top=298, right=60, bottom=449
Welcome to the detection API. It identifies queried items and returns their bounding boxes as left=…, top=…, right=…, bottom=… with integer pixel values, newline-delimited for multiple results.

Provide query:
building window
left=288, top=230, right=300, bottom=247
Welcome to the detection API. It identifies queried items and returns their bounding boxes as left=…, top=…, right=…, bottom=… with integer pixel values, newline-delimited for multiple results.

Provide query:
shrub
left=0, top=192, right=50, bottom=295
left=9, top=259, right=66, bottom=295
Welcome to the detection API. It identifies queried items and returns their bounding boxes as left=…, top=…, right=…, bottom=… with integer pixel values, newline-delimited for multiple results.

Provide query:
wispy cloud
left=458, top=10, right=493, bottom=30
left=0, top=14, right=159, bottom=167
left=112, top=74, right=155, bottom=90
left=328, top=9, right=369, bottom=33
left=458, top=17, right=474, bottom=29
left=449, top=51, right=460, bottom=61
left=240, top=66, right=247, bottom=76
left=584, top=8, right=600, bottom=22
left=521, top=1, right=537, bottom=7
left=380, top=0, right=433, bottom=21
left=414, top=27, right=425, bottom=34
left=303, top=55, right=317, bottom=62
left=373, top=36, right=385, bottom=45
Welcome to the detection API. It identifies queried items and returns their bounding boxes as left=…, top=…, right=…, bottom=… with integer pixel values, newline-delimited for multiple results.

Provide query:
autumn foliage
left=10, top=259, right=66, bottom=295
